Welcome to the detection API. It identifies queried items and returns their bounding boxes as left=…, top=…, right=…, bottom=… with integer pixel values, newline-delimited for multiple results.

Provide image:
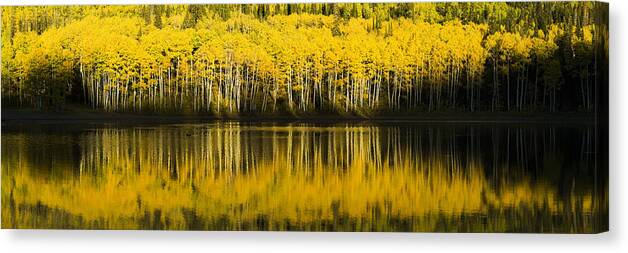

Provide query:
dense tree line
left=1, top=2, right=608, bottom=115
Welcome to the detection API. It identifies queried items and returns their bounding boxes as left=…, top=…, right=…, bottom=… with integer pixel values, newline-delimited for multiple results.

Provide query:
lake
left=1, top=120, right=608, bottom=232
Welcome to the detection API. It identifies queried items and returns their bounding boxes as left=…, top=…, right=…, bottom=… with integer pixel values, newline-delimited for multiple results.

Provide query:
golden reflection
left=1, top=123, right=607, bottom=232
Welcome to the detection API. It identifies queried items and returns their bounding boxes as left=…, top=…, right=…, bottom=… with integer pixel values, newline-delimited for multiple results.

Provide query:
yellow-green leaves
left=1, top=3, right=606, bottom=114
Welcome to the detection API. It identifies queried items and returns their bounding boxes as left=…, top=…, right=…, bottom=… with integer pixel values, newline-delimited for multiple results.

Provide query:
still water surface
left=1, top=121, right=608, bottom=232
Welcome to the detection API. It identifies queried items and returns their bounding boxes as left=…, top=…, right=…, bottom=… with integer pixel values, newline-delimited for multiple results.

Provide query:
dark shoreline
left=1, top=108, right=597, bottom=125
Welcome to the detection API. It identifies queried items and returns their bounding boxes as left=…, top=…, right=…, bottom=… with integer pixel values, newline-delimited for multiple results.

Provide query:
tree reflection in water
left=1, top=122, right=608, bottom=232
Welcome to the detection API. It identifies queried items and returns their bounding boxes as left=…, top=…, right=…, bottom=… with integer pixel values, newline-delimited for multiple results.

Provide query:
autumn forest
left=0, top=2, right=610, bottom=232
left=0, top=2, right=609, bottom=116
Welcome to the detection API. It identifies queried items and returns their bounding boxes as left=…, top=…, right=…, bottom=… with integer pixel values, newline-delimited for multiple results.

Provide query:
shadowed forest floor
left=1, top=106, right=596, bottom=124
